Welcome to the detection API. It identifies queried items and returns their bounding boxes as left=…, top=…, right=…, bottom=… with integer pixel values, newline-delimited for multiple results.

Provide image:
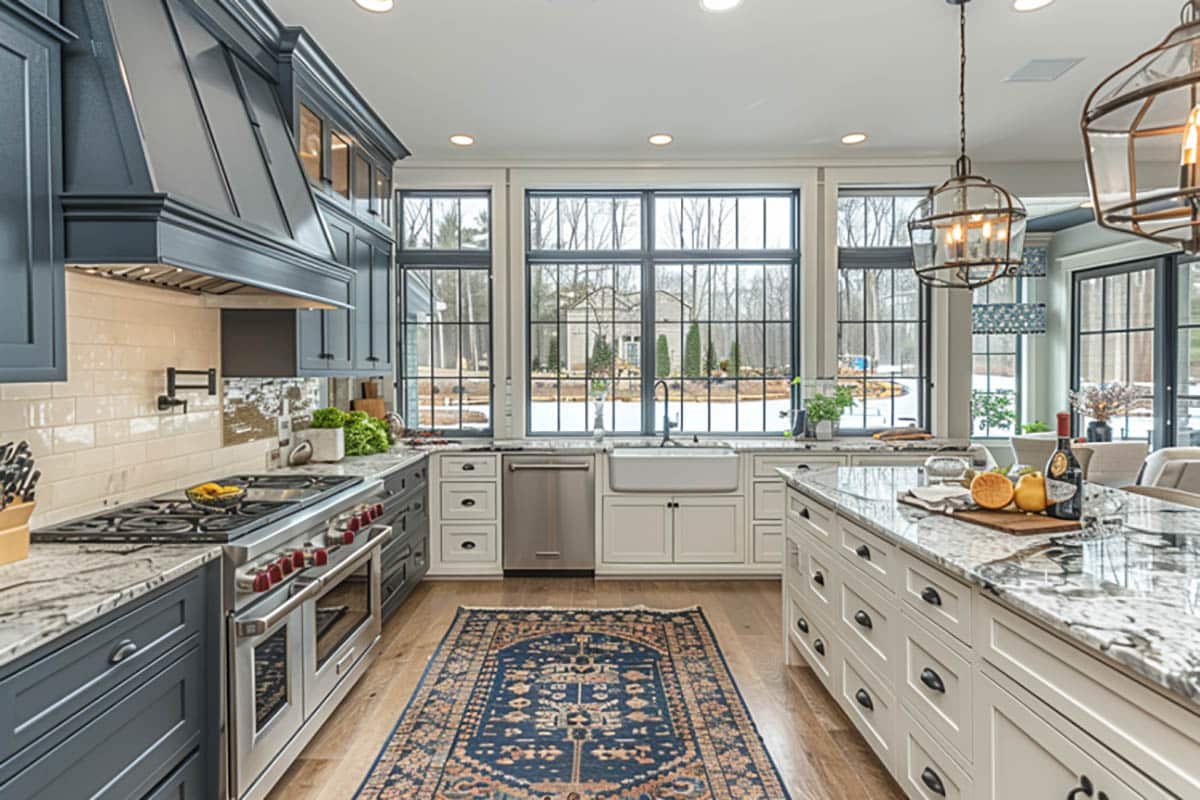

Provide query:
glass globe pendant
left=1083, top=1, right=1200, bottom=252
left=908, top=0, right=1028, bottom=290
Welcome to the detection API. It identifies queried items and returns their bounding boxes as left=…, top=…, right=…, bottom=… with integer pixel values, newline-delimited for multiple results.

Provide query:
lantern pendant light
left=908, top=0, right=1028, bottom=290
left=1083, top=1, right=1200, bottom=253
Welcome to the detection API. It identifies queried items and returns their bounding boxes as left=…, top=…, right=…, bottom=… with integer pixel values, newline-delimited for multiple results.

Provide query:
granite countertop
left=0, top=543, right=221, bottom=670
left=782, top=465, right=1200, bottom=708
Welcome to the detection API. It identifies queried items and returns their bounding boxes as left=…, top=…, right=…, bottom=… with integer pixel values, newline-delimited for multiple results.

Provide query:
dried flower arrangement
left=1068, top=382, right=1141, bottom=423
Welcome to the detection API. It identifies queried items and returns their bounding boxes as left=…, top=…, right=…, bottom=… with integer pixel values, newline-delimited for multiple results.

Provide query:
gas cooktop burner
left=121, top=515, right=198, bottom=534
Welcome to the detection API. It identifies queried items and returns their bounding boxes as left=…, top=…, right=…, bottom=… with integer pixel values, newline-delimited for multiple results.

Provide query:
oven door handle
left=236, top=524, right=391, bottom=639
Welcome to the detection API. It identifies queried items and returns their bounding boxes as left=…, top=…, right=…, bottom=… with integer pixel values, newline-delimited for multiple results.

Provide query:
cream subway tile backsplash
left=0, top=273, right=273, bottom=528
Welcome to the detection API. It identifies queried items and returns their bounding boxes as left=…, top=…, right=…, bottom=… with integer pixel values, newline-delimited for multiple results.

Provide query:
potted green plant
left=306, top=407, right=347, bottom=462
left=805, top=386, right=854, bottom=441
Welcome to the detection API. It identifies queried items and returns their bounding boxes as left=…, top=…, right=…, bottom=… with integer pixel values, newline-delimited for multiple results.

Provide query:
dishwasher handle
left=507, top=462, right=592, bottom=472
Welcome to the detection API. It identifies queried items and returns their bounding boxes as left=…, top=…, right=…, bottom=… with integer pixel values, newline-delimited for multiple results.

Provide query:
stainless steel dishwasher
left=502, top=454, right=595, bottom=573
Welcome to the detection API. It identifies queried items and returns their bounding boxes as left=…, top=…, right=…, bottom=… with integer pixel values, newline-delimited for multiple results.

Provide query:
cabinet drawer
left=0, top=645, right=204, bottom=800
left=784, top=535, right=803, bottom=585
left=901, top=552, right=973, bottom=645
left=786, top=491, right=835, bottom=546
left=440, top=455, right=496, bottom=479
left=440, top=482, right=497, bottom=521
left=787, top=589, right=836, bottom=691
left=977, top=598, right=1200, bottom=799
left=802, top=542, right=838, bottom=622
left=901, top=611, right=973, bottom=764
left=898, top=708, right=972, bottom=800
left=839, top=518, right=894, bottom=590
left=754, top=455, right=845, bottom=478
left=752, top=481, right=785, bottom=520
left=442, top=524, right=497, bottom=562
left=142, top=748, right=204, bottom=800
left=753, top=523, right=783, bottom=564
left=838, top=567, right=897, bottom=683
left=0, top=573, right=204, bottom=771
left=839, top=645, right=896, bottom=772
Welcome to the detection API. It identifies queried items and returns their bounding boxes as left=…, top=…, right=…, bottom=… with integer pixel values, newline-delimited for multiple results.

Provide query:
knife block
left=0, top=501, right=33, bottom=566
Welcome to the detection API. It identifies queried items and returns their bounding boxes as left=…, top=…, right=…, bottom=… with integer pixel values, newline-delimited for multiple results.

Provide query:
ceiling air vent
left=1006, top=58, right=1084, bottom=82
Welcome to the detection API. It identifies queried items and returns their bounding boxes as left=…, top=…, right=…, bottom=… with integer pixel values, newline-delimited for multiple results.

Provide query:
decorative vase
left=815, top=420, right=834, bottom=441
left=1086, top=420, right=1113, bottom=443
left=305, top=427, right=344, bottom=462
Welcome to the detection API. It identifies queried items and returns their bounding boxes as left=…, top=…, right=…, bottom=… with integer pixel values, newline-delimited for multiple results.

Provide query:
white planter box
left=304, top=427, right=344, bottom=462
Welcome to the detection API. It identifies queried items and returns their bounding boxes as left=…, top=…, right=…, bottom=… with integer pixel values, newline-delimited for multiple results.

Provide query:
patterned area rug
left=355, top=607, right=790, bottom=800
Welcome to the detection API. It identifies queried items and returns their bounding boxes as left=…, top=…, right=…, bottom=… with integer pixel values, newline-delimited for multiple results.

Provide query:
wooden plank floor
left=266, top=578, right=903, bottom=800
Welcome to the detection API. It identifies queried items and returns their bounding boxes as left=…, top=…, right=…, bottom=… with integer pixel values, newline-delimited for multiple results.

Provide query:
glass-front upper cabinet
left=375, top=170, right=392, bottom=226
left=355, top=154, right=372, bottom=218
left=299, top=105, right=323, bottom=185
left=330, top=130, right=351, bottom=199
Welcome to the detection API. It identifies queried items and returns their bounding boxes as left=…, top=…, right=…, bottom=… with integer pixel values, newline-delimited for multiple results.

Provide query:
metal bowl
left=185, top=486, right=245, bottom=511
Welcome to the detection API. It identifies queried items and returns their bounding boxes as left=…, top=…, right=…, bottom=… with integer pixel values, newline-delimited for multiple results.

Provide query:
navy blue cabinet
left=0, top=1, right=70, bottom=383
left=298, top=206, right=356, bottom=374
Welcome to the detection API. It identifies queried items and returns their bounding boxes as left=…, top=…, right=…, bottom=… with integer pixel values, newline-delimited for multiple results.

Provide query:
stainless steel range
left=33, top=473, right=392, bottom=800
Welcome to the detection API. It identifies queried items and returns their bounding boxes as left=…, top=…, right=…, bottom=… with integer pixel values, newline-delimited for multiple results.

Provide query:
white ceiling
left=266, top=0, right=1184, bottom=163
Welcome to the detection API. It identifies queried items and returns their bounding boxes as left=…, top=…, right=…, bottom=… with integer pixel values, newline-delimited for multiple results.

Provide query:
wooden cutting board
left=351, top=398, right=387, bottom=420
left=899, top=494, right=1082, bottom=535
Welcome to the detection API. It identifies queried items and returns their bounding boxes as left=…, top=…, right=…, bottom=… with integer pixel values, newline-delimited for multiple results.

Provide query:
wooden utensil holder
left=0, top=501, right=34, bottom=566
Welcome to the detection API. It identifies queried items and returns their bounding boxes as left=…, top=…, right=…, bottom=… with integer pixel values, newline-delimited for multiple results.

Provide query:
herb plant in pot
left=805, top=386, right=854, bottom=441
left=306, top=407, right=347, bottom=462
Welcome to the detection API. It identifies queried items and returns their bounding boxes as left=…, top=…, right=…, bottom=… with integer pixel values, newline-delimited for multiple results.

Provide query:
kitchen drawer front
left=788, top=589, right=836, bottom=691
left=977, top=598, right=1200, bottom=799
left=442, top=524, right=497, bottom=563
left=752, top=481, right=785, bottom=520
left=838, top=566, right=897, bottom=683
left=901, top=610, right=973, bottom=764
left=753, top=523, right=783, bottom=564
left=786, top=492, right=836, bottom=547
left=440, top=482, right=498, bottom=522
left=440, top=455, right=496, bottom=479
left=901, top=552, right=973, bottom=646
left=0, top=573, right=204, bottom=768
left=784, top=534, right=804, bottom=586
left=898, top=707, right=973, bottom=800
left=839, top=645, right=896, bottom=773
left=0, top=644, right=203, bottom=800
left=381, top=536, right=413, bottom=578
left=802, top=541, right=839, bottom=623
left=839, top=518, right=894, bottom=590
left=754, top=455, right=845, bottom=478
left=142, top=748, right=204, bottom=800
left=384, top=461, right=428, bottom=497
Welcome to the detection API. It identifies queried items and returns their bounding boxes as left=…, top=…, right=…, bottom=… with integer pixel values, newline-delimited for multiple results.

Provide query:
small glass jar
left=924, top=455, right=970, bottom=484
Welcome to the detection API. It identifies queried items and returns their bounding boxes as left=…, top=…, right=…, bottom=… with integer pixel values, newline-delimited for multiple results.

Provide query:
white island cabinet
left=783, top=466, right=1200, bottom=800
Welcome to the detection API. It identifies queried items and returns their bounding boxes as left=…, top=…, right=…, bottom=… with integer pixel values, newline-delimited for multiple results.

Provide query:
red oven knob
left=342, top=530, right=355, bottom=545
left=347, top=515, right=362, bottom=533
left=313, top=547, right=329, bottom=566
left=374, top=503, right=384, bottom=518
left=292, top=550, right=305, bottom=570
left=252, top=572, right=272, bottom=592
left=267, top=563, right=283, bottom=584
left=357, top=511, right=372, bottom=527
left=278, top=556, right=294, bottom=575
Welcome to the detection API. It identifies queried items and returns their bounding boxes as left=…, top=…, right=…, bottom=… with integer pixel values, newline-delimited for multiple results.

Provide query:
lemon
left=1014, top=472, right=1048, bottom=513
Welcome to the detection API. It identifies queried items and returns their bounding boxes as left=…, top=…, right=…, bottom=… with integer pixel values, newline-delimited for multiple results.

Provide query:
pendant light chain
left=958, top=0, right=968, bottom=176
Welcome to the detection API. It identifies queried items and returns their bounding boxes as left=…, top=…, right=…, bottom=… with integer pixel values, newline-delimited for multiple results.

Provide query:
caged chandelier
left=908, top=0, right=1028, bottom=290
left=1083, top=0, right=1200, bottom=253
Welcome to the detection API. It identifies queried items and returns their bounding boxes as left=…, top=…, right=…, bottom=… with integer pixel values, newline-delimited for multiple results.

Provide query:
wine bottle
left=1045, top=411, right=1083, bottom=521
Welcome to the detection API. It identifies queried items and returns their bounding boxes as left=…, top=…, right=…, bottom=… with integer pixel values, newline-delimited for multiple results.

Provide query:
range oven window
left=253, top=626, right=291, bottom=731
left=315, top=562, right=372, bottom=668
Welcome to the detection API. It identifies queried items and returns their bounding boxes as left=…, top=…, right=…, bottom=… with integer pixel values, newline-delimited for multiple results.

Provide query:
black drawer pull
left=855, top=544, right=871, bottom=560
left=921, top=586, right=943, bottom=606
left=854, top=688, right=873, bottom=711
left=796, top=464, right=811, bottom=472
left=109, top=639, right=138, bottom=664
left=920, top=667, right=946, bottom=694
left=1067, top=775, right=1094, bottom=799
left=921, top=767, right=946, bottom=797
left=462, top=463, right=476, bottom=471
left=854, top=610, right=873, bottom=630
left=812, top=571, right=825, bottom=587
left=461, top=540, right=477, bottom=550
left=461, top=498, right=476, bottom=507
left=799, top=507, right=811, bottom=519
left=813, top=638, right=825, bottom=656
left=796, top=617, right=809, bottom=634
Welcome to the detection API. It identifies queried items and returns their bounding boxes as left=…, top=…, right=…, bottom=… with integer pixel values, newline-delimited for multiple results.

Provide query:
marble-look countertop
left=782, top=465, right=1200, bottom=708
left=0, top=543, right=221, bottom=670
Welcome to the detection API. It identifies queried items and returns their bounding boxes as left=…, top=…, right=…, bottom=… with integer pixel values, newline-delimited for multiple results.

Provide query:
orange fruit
left=970, top=472, right=1015, bottom=511
left=1014, top=472, right=1048, bottom=513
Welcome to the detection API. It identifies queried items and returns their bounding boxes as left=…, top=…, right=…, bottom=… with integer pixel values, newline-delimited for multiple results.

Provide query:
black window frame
left=524, top=189, right=802, bottom=437
left=397, top=190, right=494, bottom=437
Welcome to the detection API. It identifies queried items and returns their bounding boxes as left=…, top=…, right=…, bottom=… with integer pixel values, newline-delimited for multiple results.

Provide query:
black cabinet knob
left=919, top=667, right=946, bottom=694
left=921, top=586, right=943, bottom=606
left=461, top=540, right=476, bottom=550
left=796, top=617, right=809, bottom=634
left=920, top=767, right=946, bottom=797
left=799, top=507, right=811, bottom=519
left=854, top=610, right=873, bottom=630
left=461, top=498, right=476, bottom=507
left=855, top=544, right=871, bottom=560
left=812, top=571, right=825, bottom=587
left=1066, top=775, right=1094, bottom=799
left=796, top=464, right=811, bottom=472
left=813, top=639, right=825, bottom=656
left=855, top=688, right=873, bottom=711
left=462, top=463, right=476, bottom=471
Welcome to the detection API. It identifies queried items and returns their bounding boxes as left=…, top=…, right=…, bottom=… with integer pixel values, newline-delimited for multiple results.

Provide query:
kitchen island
left=781, top=465, right=1199, bottom=800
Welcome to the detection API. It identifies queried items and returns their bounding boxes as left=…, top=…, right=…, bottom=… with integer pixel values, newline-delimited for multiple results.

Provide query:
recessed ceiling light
left=449, top=134, right=475, bottom=147
left=648, top=133, right=674, bottom=146
left=1013, top=0, right=1055, bottom=11
left=700, top=0, right=743, bottom=11
left=354, top=0, right=394, bottom=12
left=841, top=132, right=868, bottom=145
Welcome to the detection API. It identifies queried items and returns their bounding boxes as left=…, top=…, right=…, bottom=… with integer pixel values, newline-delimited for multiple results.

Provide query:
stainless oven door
left=302, top=524, right=386, bottom=717
left=229, top=582, right=317, bottom=797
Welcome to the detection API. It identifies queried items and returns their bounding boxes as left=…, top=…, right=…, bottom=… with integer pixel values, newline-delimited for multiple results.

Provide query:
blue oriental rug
left=355, top=607, right=791, bottom=800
